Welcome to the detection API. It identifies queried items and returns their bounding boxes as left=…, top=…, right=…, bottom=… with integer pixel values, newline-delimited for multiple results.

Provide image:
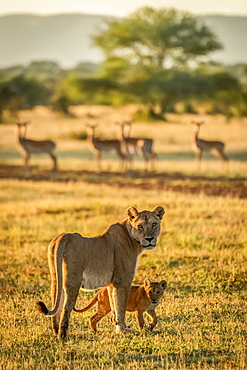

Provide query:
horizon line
left=1, top=10, right=247, bottom=18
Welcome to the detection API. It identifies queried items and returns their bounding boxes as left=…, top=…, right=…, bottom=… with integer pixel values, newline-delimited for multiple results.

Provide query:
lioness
left=74, top=278, right=167, bottom=332
left=37, top=206, right=165, bottom=339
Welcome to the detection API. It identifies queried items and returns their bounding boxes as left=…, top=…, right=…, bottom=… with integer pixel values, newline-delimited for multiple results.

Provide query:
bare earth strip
left=0, top=164, right=246, bottom=199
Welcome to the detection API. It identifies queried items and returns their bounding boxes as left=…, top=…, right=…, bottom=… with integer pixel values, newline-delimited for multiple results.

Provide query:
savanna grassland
left=0, top=106, right=247, bottom=369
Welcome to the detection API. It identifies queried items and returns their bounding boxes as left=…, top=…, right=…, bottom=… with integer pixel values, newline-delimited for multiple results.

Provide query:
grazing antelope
left=117, top=121, right=157, bottom=172
left=16, top=122, right=57, bottom=172
left=86, top=124, right=127, bottom=172
left=191, top=121, right=229, bottom=170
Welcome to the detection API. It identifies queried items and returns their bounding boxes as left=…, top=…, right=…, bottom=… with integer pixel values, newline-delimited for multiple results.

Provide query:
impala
left=16, top=122, right=57, bottom=172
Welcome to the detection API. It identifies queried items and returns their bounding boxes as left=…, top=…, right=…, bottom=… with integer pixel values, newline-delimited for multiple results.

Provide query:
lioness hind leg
left=52, top=289, right=64, bottom=335
left=59, top=285, right=80, bottom=339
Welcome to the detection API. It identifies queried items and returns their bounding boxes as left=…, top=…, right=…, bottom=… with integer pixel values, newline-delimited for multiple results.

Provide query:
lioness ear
left=160, top=280, right=167, bottom=289
left=152, top=206, right=165, bottom=220
left=127, top=206, right=139, bottom=220
left=144, top=278, right=151, bottom=287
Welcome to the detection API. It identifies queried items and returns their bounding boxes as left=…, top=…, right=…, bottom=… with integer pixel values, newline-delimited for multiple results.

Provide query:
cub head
left=144, top=278, right=167, bottom=305
left=127, top=206, right=165, bottom=249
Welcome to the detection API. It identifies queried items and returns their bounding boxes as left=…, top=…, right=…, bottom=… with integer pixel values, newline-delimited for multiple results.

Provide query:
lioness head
left=127, top=206, right=165, bottom=249
left=144, top=278, right=167, bottom=304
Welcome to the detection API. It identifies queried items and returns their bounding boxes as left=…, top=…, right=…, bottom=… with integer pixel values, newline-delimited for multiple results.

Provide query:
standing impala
left=86, top=124, right=127, bottom=172
left=191, top=121, right=229, bottom=170
left=117, top=121, right=157, bottom=172
left=16, top=122, right=57, bottom=172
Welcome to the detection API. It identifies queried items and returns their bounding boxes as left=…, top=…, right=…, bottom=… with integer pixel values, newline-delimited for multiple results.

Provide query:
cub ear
left=160, top=280, right=167, bottom=289
left=152, top=206, right=165, bottom=220
left=127, top=206, right=139, bottom=220
left=144, top=278, right=151, bottom=287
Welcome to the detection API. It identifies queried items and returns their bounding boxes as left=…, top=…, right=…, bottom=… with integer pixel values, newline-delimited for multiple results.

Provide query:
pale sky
left=0, top=0, right=247, bottom=17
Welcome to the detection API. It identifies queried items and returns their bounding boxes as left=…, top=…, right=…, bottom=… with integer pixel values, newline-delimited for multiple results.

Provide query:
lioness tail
left=36, top=301, right=49, bottom=315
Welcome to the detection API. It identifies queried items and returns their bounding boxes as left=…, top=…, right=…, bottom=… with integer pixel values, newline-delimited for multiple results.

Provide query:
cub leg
left=135, top=309, right=145, bottom=330
left=90, top=305, right=111, bottom=332
left=146, top=309, right=157, bottom=331
left=90, top=291, right=111, bottom=332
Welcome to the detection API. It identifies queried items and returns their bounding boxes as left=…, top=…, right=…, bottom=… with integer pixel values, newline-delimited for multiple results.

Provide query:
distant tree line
left=1, top=6, right=247, bottom=122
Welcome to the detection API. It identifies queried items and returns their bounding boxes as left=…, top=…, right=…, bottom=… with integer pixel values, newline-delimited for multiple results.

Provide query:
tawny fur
left=36, top=206, right=165, bottom=339
left=74, top=278, right=167, bottom=332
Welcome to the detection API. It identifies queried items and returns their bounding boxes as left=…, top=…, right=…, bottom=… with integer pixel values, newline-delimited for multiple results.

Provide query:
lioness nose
left=145, top=237, right=154, bottom=242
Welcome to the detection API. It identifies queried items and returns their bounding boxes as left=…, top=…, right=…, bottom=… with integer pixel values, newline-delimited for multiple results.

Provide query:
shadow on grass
left=1, top=149, right=246, bottom=161
left=0, top=163, right=246, bottom=198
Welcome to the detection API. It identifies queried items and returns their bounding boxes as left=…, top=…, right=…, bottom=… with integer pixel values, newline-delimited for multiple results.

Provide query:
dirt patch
left=0, top=164, right=246, bottom=199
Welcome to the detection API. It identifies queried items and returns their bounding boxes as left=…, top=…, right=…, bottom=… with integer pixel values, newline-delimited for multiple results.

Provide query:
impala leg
left=49, top=152, right=58, bottom=172
left=118, top=152, right=127, bottom=172
left=23, top=151, right=30, bottom=171
left=212, top=149, right=229, bottom=171
left=151, top=152, right=158, bottom=172
left=127, top=153, right=134, bottom=172
left=142, top=152, right=150, bottom=172
left=195, top=150, right=202, bottom=171
left=95, top=150, right=102, bottom=172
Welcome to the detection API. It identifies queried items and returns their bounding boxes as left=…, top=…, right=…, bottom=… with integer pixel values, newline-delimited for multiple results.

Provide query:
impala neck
left=191, top=125, right=200, bottom=144
left=17, top=126, right=26, bottom=145
left=87, top=127, right=95, bottom=144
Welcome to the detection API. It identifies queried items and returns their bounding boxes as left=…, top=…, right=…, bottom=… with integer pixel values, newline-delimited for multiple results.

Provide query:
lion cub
left=73, top=278, right=167, bottom=332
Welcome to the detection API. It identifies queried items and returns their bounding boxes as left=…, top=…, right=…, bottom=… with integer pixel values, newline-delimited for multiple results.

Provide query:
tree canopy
left=94, top=7, right=223, bottom=71
left=92, top=6, right=225, bottom=119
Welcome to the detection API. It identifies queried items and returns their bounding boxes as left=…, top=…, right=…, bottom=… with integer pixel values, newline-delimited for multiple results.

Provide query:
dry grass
left=0, top=106, right=247, bottom=369
left=0, top=179, right=247, bottom=369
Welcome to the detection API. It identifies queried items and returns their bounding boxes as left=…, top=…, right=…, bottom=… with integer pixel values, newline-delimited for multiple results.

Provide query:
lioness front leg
left=107, top=286, right=116, bottom=323
left=112, top=285, right=131, bottom=333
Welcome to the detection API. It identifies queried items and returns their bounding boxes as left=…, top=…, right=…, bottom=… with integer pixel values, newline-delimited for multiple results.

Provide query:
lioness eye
left=138, top=224, right=143, bottom=230
left=156, top=291, right=160, bottom=295
left=152, top=222, right=157, bottom=228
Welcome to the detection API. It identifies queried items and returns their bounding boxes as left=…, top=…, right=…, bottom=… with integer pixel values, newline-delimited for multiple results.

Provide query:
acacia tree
left=93, top=7, right=223, bottom=119
left=0, top=75, right=50, bottom=121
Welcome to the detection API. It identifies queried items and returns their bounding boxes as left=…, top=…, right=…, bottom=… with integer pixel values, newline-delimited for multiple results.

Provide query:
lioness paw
left=115, top=324, right=133, bottom=334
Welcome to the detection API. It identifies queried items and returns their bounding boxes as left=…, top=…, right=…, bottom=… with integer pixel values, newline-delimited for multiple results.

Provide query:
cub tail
left=73, top=294, right=99, bottom=313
